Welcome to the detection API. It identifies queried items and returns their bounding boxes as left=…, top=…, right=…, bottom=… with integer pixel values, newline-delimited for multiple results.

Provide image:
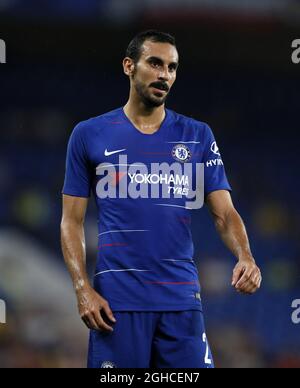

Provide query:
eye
left=169, top=64, right=177, bottom=72
left=150, top=61, right=160, bottom=68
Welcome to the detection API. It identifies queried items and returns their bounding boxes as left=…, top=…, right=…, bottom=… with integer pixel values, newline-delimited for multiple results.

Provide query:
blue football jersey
left=63, top=107, right=231, bottom=311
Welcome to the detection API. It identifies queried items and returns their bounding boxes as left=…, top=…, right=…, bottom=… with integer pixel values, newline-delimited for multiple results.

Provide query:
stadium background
left=0, top=0, right=300, bottom=368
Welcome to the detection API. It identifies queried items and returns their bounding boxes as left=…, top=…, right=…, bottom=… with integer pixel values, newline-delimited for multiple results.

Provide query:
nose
left=158, top=65, right=171, bottom=81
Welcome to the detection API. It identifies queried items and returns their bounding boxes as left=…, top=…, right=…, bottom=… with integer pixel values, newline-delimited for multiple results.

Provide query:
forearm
left=61, top=220, right=91, bottom=292
left=214, top=207, right=254, bottom=262
left=207, top=191, right=261, bottom=293
left=61, top=219, right=116, bottom=330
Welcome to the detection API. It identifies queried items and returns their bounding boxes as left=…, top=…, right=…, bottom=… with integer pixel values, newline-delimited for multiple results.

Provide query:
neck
left=123, top=94, right=166, bottom=134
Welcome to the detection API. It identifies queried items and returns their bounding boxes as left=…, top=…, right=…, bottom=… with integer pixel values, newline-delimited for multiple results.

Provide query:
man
left=61, top=30, right=262, bottom=368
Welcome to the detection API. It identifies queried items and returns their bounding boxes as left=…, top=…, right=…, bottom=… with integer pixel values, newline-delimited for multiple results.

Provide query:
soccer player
left=61, top=30, right=262, bottom=368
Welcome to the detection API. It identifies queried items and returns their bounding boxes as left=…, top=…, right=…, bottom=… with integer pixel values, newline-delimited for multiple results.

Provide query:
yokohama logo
left=128, top=173, right=189, bottom=186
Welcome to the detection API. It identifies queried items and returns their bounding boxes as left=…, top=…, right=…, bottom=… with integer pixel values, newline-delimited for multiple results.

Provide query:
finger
left=258, top=275, right=262, bottom=288
left=85, top=313, right=99, bottom=330
left=99, top=316, right=114, bottom=332
left=247, top=281, right=260, bottom=294
left=235, top=269, right=253, bottom=289
left=235, top=281, right=254, bottom=294
left=241, top=283, right=257, bottom=294
left=92, top=309, right=106, bottom=330
left=93, top=310, right=114, bottom=332
left=248, top=271, right=261, bottom=291
left=82, top=316, right=91, bottom=329
left=238, top=274, right=260, bottom=294
left=82, top=315, right=98, bottom=330
left=232, top=266, right=245, bottom=286
left=252, top=273, right=261, bottom=289
left=102, top=303, right=117, bottom=323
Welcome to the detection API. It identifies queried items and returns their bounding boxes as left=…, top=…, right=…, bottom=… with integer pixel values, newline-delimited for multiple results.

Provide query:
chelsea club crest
left=101, top=360, right=116, bottom=368
left=172, top=144, right=192, bottom=163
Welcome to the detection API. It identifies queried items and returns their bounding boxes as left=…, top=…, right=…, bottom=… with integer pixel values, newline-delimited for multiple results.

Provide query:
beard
left=134, top=78, right=169, bottom=108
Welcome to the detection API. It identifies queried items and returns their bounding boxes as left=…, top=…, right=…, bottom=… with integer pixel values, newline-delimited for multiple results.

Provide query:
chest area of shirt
left=89, top=126, right=203, bottom=168
left=89, top=126, right=205, bottom=205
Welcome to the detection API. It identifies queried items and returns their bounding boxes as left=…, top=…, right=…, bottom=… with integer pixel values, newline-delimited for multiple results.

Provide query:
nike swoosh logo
left=104, top=148, right=126, bottom=156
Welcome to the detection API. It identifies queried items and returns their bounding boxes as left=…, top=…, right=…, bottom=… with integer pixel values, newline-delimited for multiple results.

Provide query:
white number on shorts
left=202, top=333, right=212, bottom=365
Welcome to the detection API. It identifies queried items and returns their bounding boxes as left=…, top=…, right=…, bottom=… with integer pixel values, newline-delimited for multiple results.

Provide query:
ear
left=123, top=57, right=135, bottom=77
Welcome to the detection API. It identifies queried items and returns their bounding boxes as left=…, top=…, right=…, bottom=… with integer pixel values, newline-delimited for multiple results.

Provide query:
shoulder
left=167, top=109, right=212, bottom=137
left=72, top=107, right=123, bottom=137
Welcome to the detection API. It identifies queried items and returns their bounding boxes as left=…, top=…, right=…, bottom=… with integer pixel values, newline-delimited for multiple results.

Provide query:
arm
left=205, top=190, right=262, bottom=294
left=61, top=194, right=116, bottom=331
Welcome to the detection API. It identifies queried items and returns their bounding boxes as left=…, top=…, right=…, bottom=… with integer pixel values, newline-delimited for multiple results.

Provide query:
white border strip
left=96, top=163, right=144, bottom=169
left=166, top=141, right=200, bottom=144
left=95, top=268, right=151, bottom=277
left=98, top=229, right=149, bottom=236
left=154, top=204, right=193, bottom=210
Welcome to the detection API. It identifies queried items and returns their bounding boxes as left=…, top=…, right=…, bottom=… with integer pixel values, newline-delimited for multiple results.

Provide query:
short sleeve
left=62, top=122, right=93, bottom=198
left=202, top=124, right=232, bottom=197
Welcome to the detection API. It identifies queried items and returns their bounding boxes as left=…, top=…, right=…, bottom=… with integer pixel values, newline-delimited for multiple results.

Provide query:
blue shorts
left=88, top=310, right=214, bottom=368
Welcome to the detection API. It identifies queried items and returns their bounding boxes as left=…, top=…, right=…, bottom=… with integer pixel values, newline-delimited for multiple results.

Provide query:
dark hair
left=126, top=30, right=176, bottom=64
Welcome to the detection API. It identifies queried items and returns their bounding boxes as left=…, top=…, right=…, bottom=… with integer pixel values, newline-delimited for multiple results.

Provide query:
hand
left=76, top=286, right=117, bottom=332
left=232, top=258, right=262, bottom=294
